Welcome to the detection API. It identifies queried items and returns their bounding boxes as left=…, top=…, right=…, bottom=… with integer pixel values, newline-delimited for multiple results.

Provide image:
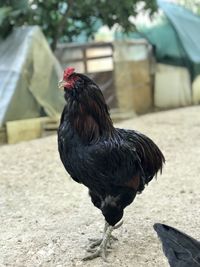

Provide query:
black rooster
left=154, top=223, right=200, bottom=267
left=58, top=67, right=165, bottom=260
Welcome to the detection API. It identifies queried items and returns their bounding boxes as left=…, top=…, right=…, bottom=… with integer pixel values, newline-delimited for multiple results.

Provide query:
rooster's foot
left=83, top=222, right=123, bottom=262
left=87, top=220, right=122, bottom=250
left=87, top=234, right=117, bottom=250
left=83, top=245, right=109, bottom=261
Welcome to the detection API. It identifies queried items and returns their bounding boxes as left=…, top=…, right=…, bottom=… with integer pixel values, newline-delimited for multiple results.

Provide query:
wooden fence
left=55, top=42, right=118, bottom=109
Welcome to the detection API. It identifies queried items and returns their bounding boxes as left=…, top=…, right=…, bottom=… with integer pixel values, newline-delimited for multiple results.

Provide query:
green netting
left=157, top=0, right=200, bottom=63
left=114, top=1, right=200, bottom=81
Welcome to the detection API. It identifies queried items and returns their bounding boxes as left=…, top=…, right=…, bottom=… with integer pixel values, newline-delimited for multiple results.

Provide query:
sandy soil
left=0, top=106, right=200, bottom=267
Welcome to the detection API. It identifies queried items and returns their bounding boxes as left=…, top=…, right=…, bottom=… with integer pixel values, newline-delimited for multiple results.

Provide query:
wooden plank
left=6, top=118, right=44, bottom=144
left=42, top=118, right=60, bottom=136
left=83, top=48, right=88, bottom=73
left=43, top=122, right=59, bottom=131
left=57, top=42, right=113, bottom=50
left=65, top=55, right=112, bottom=63
left=6, top=117, right=60, bottom=144
left=0, top=127, right=7, bottom=144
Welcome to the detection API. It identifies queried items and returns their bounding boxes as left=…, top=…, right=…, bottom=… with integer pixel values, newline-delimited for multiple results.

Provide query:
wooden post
left=113, top=40, right=153, bottom=114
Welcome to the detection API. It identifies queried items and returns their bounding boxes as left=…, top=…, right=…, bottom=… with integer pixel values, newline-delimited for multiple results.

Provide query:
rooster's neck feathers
left=64, top=75, right=114, bottom=143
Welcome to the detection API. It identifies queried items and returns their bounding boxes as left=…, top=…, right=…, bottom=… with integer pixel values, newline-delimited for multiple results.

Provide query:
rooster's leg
left=87, top=221, right=122, bottom=249
left=87, top=221, right=108, bottom=249
left=83, top=221, right=123, bottom=261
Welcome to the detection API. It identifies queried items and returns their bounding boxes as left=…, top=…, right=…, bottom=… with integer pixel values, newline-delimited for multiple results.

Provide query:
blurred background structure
left=0, top=0, right=200, bottom=144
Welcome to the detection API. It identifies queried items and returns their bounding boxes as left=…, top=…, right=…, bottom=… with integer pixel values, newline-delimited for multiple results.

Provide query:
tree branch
left=51, top=0, right=73, bottom=51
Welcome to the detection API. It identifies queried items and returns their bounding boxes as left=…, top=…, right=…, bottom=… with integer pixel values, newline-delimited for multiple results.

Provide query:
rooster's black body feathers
left=58, top=72, right=165, bottom=225
left=154, top=223, right=200, bottom=267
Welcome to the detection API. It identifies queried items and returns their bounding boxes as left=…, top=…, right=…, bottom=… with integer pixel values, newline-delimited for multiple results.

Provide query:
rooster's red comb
left=63, top=67, right=75, bottom=80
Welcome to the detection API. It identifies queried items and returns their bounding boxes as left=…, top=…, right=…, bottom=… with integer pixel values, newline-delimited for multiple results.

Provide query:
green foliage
left=0, top=0, right=157, bottom=50
left=0, top=0, right=29, bottom=38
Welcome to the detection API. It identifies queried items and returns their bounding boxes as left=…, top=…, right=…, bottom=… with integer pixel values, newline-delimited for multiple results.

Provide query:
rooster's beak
left=58, top=80, right=65, bottom=89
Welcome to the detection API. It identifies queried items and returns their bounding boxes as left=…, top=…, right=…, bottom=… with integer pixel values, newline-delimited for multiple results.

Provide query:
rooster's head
left=58, top=67, right=79, bottom=90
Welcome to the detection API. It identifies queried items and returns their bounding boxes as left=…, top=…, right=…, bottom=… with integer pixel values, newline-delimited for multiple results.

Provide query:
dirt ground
left=0, top=106, right=200, bottom=267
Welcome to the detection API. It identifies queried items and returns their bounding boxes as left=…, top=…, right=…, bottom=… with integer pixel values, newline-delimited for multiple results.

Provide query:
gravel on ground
left=0, top=106, right=200, bottom=267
